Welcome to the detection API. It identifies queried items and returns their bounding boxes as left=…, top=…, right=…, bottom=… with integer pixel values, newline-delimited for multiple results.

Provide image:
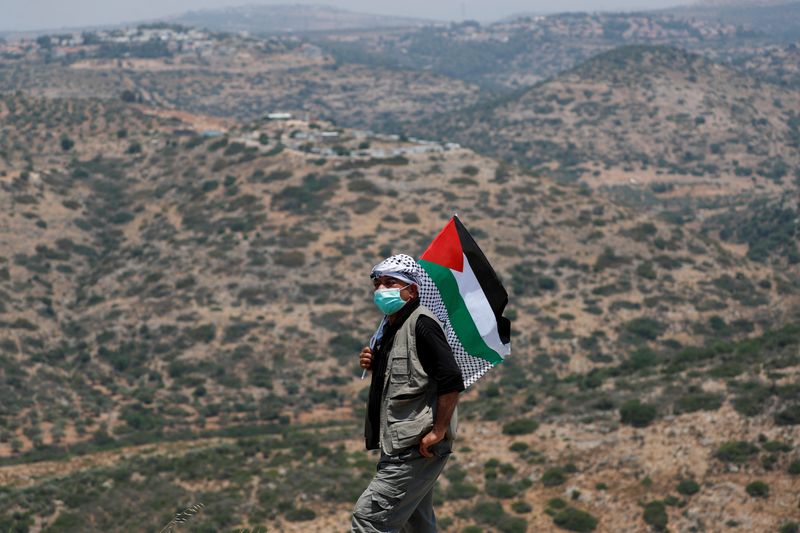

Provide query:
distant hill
left=316, top=10, right=786, bottom=92
left=171, top=3, right=432, bottom=34
left=423, top=45, right=800, bottom=191
left=663, top=0, right=800, bottom=40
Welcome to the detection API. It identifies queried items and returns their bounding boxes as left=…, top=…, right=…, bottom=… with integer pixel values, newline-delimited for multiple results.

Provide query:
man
left=352, top=254, right=465, bottom=533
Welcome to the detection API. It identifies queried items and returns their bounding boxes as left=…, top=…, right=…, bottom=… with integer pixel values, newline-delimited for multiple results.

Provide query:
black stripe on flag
left=453, top=216, right=511, bottom=345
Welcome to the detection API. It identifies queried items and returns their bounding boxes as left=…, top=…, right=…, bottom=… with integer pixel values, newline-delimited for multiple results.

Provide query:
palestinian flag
left=418, top=216, right=511, bottom=387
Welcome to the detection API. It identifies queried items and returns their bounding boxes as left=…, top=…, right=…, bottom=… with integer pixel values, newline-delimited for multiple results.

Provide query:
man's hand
left=419, top=427, right=446, bottom=458
left=359, top=346, right=373, bottom=371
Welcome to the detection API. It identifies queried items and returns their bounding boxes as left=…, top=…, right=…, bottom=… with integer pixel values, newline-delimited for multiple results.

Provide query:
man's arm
left=415, top=315, right=464, bottom=458
left=420, top=391, right=459, bottom=457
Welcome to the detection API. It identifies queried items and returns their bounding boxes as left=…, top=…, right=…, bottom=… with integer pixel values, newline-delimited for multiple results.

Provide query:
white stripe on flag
left=451, top=253, right=511, bottom=358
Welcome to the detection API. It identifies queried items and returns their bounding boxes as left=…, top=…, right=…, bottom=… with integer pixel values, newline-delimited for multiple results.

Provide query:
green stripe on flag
left=420, top=259, right=504, bottom=365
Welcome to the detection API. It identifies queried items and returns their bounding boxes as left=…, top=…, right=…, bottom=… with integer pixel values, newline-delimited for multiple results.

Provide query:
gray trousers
left=351, top=444, right=451, bottom=533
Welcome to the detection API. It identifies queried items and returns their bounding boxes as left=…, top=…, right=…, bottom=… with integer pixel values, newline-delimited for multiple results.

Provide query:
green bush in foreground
left=715, top=441, right=759, bottom=463
left=502, top=418, right=539, bottom=435
left=511, top=500, right=533, bottom=513
left=541, top=467, right=567, bottom=487
left=779, top=522, right=799, bottom=533
left=643, top=501, right=668, bottom=531
left=553, top=506, right=598, bottom=532
left=745, top=480, right=769, bottom=498
left=468, top=500, right=527, bottom=533
left=676, top=479, right=700, bottom=496
left=448, top=481, right=479, bottom=500
left=789, top=460, right=800, bottom=475
left=285, top=507, right=316, bottom=521
left=774, top=404, right=800, bottom=426
left=673, top=391, right=723, bottom=414
left=548, top=497, right=568, bottom=510
left=620, top=400, right=657, bottom=427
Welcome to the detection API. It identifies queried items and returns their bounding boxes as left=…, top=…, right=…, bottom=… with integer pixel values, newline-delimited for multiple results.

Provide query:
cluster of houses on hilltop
left=226, top=116, right=461, bottom=159
left=0, top=26, right=242, bottom=59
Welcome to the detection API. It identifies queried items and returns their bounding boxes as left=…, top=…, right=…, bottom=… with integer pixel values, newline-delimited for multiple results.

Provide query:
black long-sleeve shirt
left=365, top=298, right=465, bottom=450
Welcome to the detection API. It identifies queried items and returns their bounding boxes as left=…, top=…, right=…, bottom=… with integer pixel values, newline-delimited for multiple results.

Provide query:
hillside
left=172, top=4, right=431, bottom=34
left=664, top=0, right=800, bottom=40
left=0, top=92, right=799, bottom=531
left=316, top=10, right=797, bottom=92
left=0, top=28, right=483, bottom=133
left=424, top=45, right=800, bottom=203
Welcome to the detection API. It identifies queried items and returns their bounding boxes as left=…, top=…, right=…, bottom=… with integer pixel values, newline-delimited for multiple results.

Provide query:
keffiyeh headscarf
left=369, top=254, right=422, bottom=349
left=369, top=253, right=421, bottom=287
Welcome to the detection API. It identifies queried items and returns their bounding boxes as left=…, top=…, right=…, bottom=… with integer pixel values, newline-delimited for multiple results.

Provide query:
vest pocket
left=389, top=358, right=408, bottom=383
left=389, top=410, right=433, bottom=450
left=386, top=394, right=429, bottom=422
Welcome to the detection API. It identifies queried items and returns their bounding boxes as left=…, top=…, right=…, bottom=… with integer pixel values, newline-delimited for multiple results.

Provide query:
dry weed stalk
left=158, top=502, right=206, bottom=532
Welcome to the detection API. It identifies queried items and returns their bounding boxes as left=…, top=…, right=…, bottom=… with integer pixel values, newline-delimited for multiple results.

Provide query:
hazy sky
left=1, top=0, right=683, bottom=32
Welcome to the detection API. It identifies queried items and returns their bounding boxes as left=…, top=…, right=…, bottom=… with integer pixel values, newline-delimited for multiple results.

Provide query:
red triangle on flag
left=421, top=218, right=464, bottom=272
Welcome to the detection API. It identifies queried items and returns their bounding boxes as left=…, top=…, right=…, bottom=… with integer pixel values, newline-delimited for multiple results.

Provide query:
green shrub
left=541, top=467, right=567, bottom=487
left=624, top=318, right=667, bottom=340
left=328, top=333, right=363, bottom=360
left=548, top=497, right=567, bottom=510
left=731, top=382, right=772, bottom=416
left=447, top=481, right=479, bottom=500
left=538, top=276, right=558, bottom=291
left=510, top=442, right=529, bottom=453
left=552, top=506, right=598, bottom=532
left=502, top=419, right=539, bottom=435
left=761, top=440, right=792, bottom=453
left=775, top=404, right=800, bottom=426
left=676, top=479, right=700, bottom=496
left=402, top=212, right=420, bottom=224
left=497, top=515, right=528, bottom=533
left=208, top=137, right=228, bottom=151
left=285, top=507, right=316, bottom=521
left=186, top=324, right=215, bottom=343
left=120, top=403, right=163, bottom=431
left=715, top=441, right=758, bottom=463
left=619, top=400, right=657, bottom=427
left=224, top=142, right=247, bottom=156
left=621, top=348, right=658, bottom=372
left=780, top=522, right=799, bottom=533
left=642, top=501, right=668, bottom=531
left=673, top=392, right=723, bottom=414
left=486, top=480, right=519, bottom=498
left=511, top=500, right=532, bottom=513
left=49, top=511, right=82, bottom=528
left=0, top=512, right=34, bottom=531
left=470, top=500, right=504, bottom=523
left=462, top=165, right=480, bottom=176
left=745, top=480, right=769, bottom=498
left=636, top=261, right=657, bottom=279
left=788, top=460, right=800, bottom=475
left=274, top=251, right=305, bottom=267
left=222, top=321, right=257, bottom=343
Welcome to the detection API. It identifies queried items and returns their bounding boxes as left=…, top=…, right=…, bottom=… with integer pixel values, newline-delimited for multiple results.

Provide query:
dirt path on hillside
left=0, top=437, right=233, bottom=488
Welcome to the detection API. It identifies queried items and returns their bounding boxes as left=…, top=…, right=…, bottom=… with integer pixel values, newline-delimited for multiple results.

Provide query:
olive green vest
left=379, top=305, right=458, bottom=455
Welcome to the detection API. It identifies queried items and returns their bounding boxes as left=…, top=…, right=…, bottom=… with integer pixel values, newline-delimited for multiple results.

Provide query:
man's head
left=370, top=254, right=421, bottom=314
